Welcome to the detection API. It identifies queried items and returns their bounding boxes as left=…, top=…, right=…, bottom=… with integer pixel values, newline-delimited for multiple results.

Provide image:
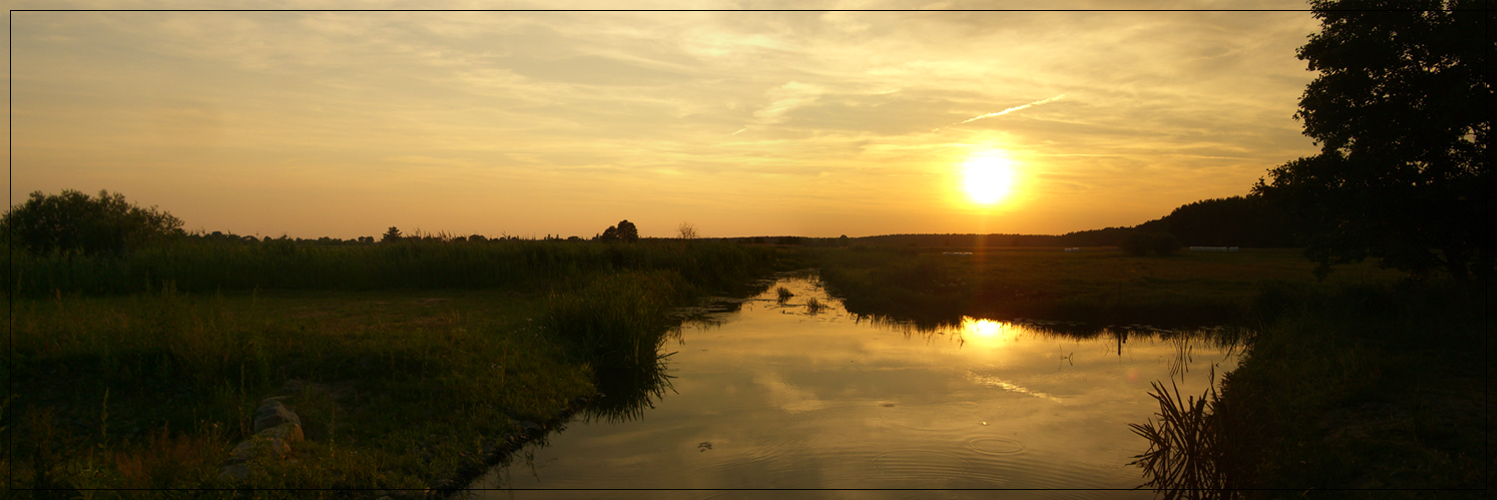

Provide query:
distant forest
left=168, top=194, right=1299, bottom=249
left=738, top=194, right=1303, bottom=248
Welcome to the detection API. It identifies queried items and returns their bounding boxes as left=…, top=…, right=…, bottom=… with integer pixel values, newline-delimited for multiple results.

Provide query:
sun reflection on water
left=958, top=316, right=1020, bottom=348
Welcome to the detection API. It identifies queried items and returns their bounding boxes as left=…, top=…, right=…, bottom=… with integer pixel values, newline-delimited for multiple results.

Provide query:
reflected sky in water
left=472, top=277, right=1238, bottom=498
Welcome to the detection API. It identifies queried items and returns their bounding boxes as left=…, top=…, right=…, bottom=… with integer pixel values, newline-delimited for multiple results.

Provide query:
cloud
left=937, top=94, right=1067, bottom=131
left=750, top=81, right=826, bottom=126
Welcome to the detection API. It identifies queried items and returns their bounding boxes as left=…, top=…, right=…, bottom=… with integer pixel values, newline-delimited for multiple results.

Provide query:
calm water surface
left=471, top=277, right=1238, bottom=498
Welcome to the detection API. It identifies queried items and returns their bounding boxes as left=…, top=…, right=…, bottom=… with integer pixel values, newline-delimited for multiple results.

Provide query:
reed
left=1128, top=373, right=1233, bottom=500
left=3, top=238, right=777, bottom=298
left=540, top=270, right=685, bottom=368
left=807, top=246, right=1403, bottom=327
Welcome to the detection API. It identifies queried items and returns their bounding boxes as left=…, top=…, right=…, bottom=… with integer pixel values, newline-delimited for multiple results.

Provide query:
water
left=470, top=276, right=1239, bottom=498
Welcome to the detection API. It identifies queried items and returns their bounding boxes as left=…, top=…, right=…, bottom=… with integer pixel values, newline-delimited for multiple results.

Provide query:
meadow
left=3, top=238, right=780, bottom=496
left=4, top=238, right=1489, bottom=497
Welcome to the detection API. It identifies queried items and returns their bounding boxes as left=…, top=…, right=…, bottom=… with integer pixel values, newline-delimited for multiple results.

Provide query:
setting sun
left=961, top=152, right=1018, bottom=206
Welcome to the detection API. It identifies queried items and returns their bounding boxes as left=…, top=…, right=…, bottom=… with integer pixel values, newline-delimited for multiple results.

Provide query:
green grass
left=1212, top=279, right=1492, bottom=497
left=3, top=237, right=779, bottom=298
left=808, top=246, right=1405, bottom=327
left=1126, top=278, right=1493, bottom=498
left=1, top=240, right=782, bottom=495
left=4, top=286, right=594, bottom=494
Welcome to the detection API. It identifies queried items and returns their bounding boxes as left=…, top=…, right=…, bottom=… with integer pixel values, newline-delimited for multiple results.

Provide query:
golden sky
left=8, top=1, right=1321, bottom=239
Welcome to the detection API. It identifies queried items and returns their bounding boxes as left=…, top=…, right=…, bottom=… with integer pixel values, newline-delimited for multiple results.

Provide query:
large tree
left=2, top=189, right=184, bottom=256
left=1255, top=0, right=1492, bottom=280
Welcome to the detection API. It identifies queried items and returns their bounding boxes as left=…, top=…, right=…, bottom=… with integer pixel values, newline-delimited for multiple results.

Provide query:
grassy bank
left=808, top=245, right=1490, bottom=495
left=1206, top=279, right=1493, bottom=497
left=807, top=246, right=1403, bottom=327
left=2, top=240, right=780, bottom=495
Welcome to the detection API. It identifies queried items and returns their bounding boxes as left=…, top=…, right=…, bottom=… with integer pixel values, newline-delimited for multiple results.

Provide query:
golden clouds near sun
left=960, top=151, right=1018, bottom=206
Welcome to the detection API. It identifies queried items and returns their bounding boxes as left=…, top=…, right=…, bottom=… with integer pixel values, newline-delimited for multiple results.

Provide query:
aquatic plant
left=540, top=271, right=684, bottom=368
left=1128, top=374, right=1232, bottom=500
left=804, top=297, right=827, bottom=314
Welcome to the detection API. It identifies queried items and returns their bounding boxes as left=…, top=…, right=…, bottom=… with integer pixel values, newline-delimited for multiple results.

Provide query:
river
left=469, top=275, right=1238, bottom=498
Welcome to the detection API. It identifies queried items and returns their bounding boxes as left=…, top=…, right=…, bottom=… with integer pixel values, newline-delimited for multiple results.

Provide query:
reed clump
left=1129, top=375, right=1235, bottom=500
left=540, top=270, right=686, bottom=368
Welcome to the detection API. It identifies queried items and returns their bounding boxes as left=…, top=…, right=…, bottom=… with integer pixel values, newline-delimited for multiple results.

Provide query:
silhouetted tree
left=1121, top=232, right=1154, bottom=256
left=1, top=189, right=183, bottom=256
left=616, top=220, right=639, bottom=242
left=598, top=226, right=619, bottom=242
left=1255, top=0, right=1492, bottom=280
left=382, top=227, right=403, bottom=243
left=678, top=222, right=697, bottom=240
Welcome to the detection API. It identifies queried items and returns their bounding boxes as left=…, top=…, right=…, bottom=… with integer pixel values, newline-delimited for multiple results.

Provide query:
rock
left=221, top=397, right=306, bottom=482
left=254, top=400, right=301, bottom=433
left=219, top=462, right=254, bottom=481
left=257, top=422, right=304, bottom=443
left=226, top=435, right=291, bottom=464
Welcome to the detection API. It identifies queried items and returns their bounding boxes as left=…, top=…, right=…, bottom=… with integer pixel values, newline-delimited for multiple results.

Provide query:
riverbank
left=808, top=245, right=1491, bottom=494
left=2, top=240, right=782, bottom=496
left=1211, top=279, right=1492, bottom=496
left=807, top=246, right=1403, bottom=327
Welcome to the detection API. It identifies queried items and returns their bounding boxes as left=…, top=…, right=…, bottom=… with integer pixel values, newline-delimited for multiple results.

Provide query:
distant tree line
left=831, top=194, right=1301, bottom=249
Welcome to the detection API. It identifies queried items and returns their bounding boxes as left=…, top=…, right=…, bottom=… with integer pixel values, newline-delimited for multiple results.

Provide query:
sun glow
left=958, top=316, right=1018, bottom=349
left=961, top=152, right=1018, bottom=206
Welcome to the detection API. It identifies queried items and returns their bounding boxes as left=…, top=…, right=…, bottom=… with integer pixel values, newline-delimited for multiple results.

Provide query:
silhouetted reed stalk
left=1128, top=369, right=1233, bottom=500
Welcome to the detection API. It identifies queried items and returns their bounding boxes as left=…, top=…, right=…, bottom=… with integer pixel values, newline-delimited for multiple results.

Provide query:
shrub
left=2, top=190, right=183, bottom=256
left=1121, top=232, right=1154, bottom=256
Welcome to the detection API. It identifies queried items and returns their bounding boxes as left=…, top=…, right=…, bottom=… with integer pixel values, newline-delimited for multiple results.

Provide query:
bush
left=1151, top=233, right=1181, bottom=255
left=1121, top=232, right=1154, bottom=256
left=2, top=190, right=183, bottom=256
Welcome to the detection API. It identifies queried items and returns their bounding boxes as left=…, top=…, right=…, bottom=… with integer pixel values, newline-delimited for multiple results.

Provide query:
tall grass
left=1129, top=278, right=1492, bottom=496
left=1128, top=374, right=1235, bottom=500
left=807, top=246, right=1404, bottom=327
left=540, top=271, right=686, bottom=367
left=4, top=238, right=777, bottom=297
left=2, top=237, right=782, bottom=492
left=3, top=287, right=596, bottom=492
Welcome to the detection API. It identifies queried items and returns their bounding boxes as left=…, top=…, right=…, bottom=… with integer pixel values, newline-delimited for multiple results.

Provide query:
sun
left=961, top=151, right=1017, bottom=206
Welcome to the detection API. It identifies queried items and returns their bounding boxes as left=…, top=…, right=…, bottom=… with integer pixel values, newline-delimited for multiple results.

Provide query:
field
left=4, top=240, right=1489, bottom=497
left=2, top=239, right=781, bottom=495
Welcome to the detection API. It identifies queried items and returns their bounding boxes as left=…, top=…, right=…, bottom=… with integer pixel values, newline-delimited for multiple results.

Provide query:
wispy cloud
left=937, top=94, right=1067, bottom=131
left=12, top=7, right=1322, bottom=238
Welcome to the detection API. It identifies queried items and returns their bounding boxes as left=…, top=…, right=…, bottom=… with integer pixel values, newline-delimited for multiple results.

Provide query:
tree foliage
left=1138, top=195, right=1302, bottom=248
left=597, top=220, right=639, bottom=243
left=2, top=189, right=183, bottom=256
left=616, top=220, right=639, bottom=243
left=382, top=226, right=403, bottom=243
left=1255, top=0, right=1492, bottom=280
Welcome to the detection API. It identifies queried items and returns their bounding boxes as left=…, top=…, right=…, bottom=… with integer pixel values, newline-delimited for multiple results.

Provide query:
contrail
left=935, top=94, right=1066, bottom=131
